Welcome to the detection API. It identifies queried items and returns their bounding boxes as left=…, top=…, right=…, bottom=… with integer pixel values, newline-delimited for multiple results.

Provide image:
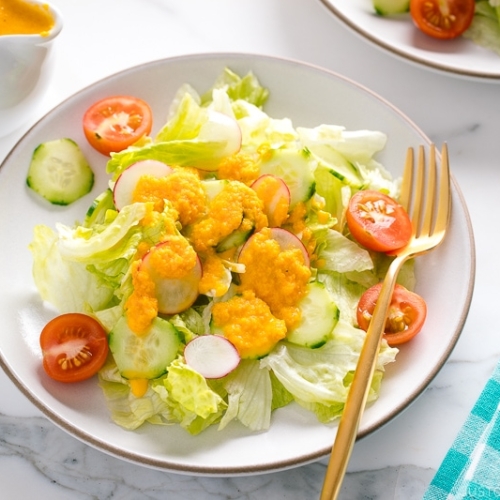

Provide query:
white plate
left=319, top=0, right=500, bottom=82
left=0, top=53, right=475, bottom=476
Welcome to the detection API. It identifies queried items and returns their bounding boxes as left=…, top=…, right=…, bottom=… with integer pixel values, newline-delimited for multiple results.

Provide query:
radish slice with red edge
left=184, top=335, right=240, bottom=379
left=141, top=244, right=202, bottom=315
left=269, top=227, right=310, bottom=265
left=201, top=110, right=242, bottom=157
left=239, top=227, right=310, bottom=267
left=251, top=174, right=291, bottom=227
left=113, top=159, right=173, bottom=210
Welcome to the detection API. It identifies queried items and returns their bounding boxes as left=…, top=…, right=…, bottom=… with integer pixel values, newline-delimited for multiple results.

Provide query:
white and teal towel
left=424, top=361, right=500, bottom=499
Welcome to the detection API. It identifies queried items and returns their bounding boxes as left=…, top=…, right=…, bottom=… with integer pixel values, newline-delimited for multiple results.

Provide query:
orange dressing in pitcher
left=0, top=0, right=54, bottom=36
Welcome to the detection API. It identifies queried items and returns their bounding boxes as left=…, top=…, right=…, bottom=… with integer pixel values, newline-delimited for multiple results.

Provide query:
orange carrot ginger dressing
left=0, top=0, right=54, bottom=36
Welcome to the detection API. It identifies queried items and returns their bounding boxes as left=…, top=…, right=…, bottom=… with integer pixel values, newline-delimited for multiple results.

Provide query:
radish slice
left=239, top=227, right=310, bottom=267
left=113, top=160, right=173, bottom=210
left=198, top=111, right=242, bottom=158
left=271, top=227, right=310, bottom=266
left=251, top=174, right=291, bottom=227
left=141, top=245, right=202, bottom=315
left=184, top=335, right=240, bottom=379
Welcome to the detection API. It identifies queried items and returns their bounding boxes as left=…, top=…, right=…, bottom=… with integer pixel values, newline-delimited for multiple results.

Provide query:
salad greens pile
left=30, top=68, right=411, bottom=436
left=464, top=1, right=500, bottom=55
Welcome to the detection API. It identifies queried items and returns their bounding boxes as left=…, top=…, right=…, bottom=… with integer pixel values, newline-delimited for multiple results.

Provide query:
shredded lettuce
left=200, top=67, right=269, bottom=108
left=98, top=360, right=174, bottom=430
left=261, top=322, right=397, bottom=423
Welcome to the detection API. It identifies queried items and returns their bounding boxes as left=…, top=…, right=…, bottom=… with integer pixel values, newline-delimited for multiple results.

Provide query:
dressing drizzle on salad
left=29, top=68, right=414, bottom=436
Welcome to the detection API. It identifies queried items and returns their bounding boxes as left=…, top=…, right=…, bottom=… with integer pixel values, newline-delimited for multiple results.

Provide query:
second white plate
left=320, top=0, right=500, bottom=82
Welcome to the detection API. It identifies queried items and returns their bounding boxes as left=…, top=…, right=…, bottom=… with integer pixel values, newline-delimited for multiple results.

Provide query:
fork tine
left=434, top=143, right=451, bottom=237
left=399, top=147, right=414, bottom=213
left=411, top=145, right=426, bottom=236
left=421, top=144, right=437, bottom=237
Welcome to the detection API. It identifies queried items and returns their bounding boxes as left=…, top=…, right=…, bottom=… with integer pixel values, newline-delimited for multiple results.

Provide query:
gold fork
left=320, top=143, right=451, bottom=500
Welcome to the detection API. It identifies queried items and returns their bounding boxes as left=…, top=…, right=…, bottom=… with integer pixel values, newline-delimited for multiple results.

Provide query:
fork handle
left=320, top=257, right=404, bottom=500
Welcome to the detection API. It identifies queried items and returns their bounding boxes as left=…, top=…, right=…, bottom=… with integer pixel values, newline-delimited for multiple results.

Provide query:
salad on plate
left=28, top=68, right=424, bottom=436
left=374, top=0, right=500, bottom=55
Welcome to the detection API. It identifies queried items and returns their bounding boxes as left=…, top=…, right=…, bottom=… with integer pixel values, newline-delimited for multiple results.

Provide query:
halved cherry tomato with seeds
left=40, top=313, right=109, bottom=383
left=357, top=283, right=427, bottom=346
left=346, top=190, right=412, bottom=253
left=83, top=95, right=153, bottom=156
left=410, top=0, right=475, bottom=40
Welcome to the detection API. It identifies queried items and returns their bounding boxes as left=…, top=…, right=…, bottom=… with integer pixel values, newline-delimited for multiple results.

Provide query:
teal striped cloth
left=424, top=361, right=500, bottom=500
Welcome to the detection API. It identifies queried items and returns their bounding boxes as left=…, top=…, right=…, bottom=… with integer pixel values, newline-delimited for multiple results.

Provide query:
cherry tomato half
left=346, top=190, right=412, bottom=253
left=410, top=0, right=475, bottom=40
left=357, top=283, right=427, bottom=346
left=40, top=313, right=109, bottom=383
left=83, top=95, right=153, bottom=156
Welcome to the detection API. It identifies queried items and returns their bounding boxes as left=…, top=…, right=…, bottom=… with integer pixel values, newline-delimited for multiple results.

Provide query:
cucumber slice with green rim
left=373, top=0, right=409, bottom=15
left=286, top=281, right=339, bottom=348
left=203, top=179, right=255, bottom=253
left=26, top=138, right=94, bottom=206
left=258, top=148, right=315, bottom=207
left=216, top=226, right=254, bottom=253
left=109, top=315, right=182, bottom=379
left=314, top=165, right=344, bottom=215
left=84, top=188, right=115, bottom=227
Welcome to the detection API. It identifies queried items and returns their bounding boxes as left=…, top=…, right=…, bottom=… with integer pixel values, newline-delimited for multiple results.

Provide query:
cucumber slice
left=26, top=138, right=94, bottom=206
left=83, top=188, right=115, bottom=227
left=258, top=148, right=315, bottom=207
left=109, top=315, right=182, bottom=379
left=202, top=179, right=255, bottom=253
left=373, top=0, right=409, bottom=15
left=312, top=146, right=364, bottom=188
left=286, top=281, right=339, bottom=348
left=216, top=226, right=254, bottom=253
left=314, top=166, right=344, bottom=216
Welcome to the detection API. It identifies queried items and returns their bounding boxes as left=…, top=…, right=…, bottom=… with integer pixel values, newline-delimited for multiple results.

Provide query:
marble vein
left=0, top=412, right=437, bottom=499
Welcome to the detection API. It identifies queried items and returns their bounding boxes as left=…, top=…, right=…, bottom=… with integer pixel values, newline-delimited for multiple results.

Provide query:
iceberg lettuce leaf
left=261, top=322, right=397, bottom=423
left=98, top=361, right=174, bottom=430
left=107, top=92, right=240, bottom=175
left=219, top=359, right=273, bottom=431
left=232, top=99, right=298, bottom=150
left=155, top=92, right=207, bottom=143
left=158, top=358, right=226, bottom=434
left=463, top=2, right=500, bottom=56
left=297, top=126, right=387, bottom=164
left=56, top=203, right=147, bottom=261
left=315, top=228, right=374, bottom=274
left=200, top=68, right=269, bottom=108
left=29, top=224, right=115, bottom=313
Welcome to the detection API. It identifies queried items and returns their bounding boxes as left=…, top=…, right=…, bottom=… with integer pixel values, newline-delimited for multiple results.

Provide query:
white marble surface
left=0, top=0, right=499, bottom=498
